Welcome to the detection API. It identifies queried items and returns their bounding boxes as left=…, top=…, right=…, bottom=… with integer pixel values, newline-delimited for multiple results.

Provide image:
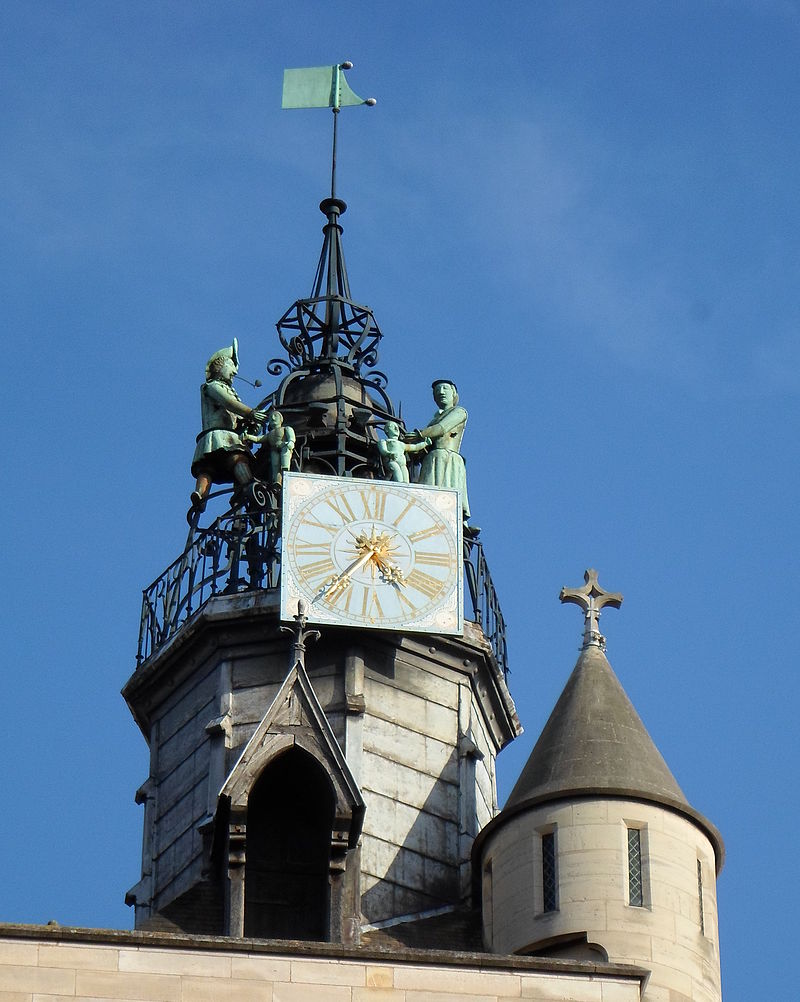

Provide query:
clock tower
left=123, top=187, right=520, bottom=946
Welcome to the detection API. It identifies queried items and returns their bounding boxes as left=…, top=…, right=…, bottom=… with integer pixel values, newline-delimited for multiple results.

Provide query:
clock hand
left=322, top=547, right=376, bottom=600
left=371, top=553, right=406, bottom=587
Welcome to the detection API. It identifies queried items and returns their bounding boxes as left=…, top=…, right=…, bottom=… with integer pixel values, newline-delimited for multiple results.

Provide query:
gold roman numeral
left=324, top=494, right=357, bottom=524
left=408, top=524, right=442, bottom=543
left=396, top=589, right=420, bottom=615
left=322, top=580, right=353, bottom=613
left=406, top=569, right=444, bottom=599
left=298, top=557, right=336, bottom=585
left=393, top=499, right=415, bottom=527
left=300, top=516, right=338, bottom=536
left=359, top=488, right=387, bottom=521
left=360, top=587, right=384, bottom=620
left=414, top=551, right=451, bottom=567
left=294, top=540, right=332, bottom=556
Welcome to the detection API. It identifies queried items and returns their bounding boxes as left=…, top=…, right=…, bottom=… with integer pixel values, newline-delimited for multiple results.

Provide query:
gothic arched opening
left=244, top=747, right=335, bottom=940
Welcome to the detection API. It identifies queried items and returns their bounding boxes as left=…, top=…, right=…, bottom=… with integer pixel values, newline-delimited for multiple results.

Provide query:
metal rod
left=331, top=107, right=339, bottom=200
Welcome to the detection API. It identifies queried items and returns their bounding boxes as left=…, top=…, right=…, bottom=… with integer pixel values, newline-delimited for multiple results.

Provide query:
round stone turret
left=476, top=637, right=724, bottom=1002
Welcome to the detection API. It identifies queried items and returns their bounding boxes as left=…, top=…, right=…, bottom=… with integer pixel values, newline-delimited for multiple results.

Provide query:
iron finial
left=559, top=568, right=623, bottom=651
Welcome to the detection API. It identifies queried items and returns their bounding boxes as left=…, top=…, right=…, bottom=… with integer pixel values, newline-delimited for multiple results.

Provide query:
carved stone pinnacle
left=280, top=599, right=321, bottom=668
left=559, top=568, right=623, bottom=651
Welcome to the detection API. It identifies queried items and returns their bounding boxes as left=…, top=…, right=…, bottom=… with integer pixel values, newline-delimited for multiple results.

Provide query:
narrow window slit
left=627, top=828, right=643, bottom=907
left=697, top=859, right=705, bottom=934
left=542, top=832, right=557, bottom=912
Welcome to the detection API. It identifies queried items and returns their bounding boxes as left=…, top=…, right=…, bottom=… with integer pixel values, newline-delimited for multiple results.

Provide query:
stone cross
left=559, top=569, right=623, bottom=651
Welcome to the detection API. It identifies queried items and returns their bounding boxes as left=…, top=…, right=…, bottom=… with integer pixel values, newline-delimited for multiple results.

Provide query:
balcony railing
left=137, top=508, right=508, bottom=676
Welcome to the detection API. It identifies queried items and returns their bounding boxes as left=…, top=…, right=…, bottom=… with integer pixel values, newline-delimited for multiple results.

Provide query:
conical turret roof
left=506, top=644, right=686, bottom=809
left=500, top=644, right=724, bottom=869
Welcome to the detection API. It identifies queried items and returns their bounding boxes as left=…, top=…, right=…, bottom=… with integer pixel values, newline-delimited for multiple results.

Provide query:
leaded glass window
left=627, top=827, right=643, bottom=907
left=697, top=859, right=705, bottom=934
left=542, top=832, right=557, bottom=912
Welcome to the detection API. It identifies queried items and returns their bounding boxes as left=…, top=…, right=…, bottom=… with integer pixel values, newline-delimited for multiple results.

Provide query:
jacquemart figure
left=377, top=421, right=429, bottom=483
left=406, top=379, right=471, bottom=520
left=243, top=410, right=296, bottom=485
left=190, top=339, right=267, bottom=510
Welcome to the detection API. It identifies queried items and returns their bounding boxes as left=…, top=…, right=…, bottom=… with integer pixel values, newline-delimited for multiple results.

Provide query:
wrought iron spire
left=272, top=62, right=383, bottom=381
left=268, top=195, right=387, bottom=380
left=559, top=568, right=623, bottom=651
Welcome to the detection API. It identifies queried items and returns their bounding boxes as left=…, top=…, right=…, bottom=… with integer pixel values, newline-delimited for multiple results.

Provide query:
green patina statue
left=190, top=339, right=267, bottom=510
left=377, top=421, right=429, bottom=483
left=405, top=380, right=471, bottom=520
left=244, top=411, right=296, bottom=485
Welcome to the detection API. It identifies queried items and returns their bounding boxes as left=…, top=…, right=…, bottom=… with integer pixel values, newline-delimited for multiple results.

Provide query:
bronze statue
left=244, top=411, right=296, bottom=485
left=405, top=380, right=470, bottom=520
left=190, top=339, right=267, bottom=510
left=377, top=421, right=429, bottom=483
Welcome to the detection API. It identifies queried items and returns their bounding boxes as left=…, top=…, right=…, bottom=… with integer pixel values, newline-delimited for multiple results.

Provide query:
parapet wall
left=0, top=924, right=646, bottom=1001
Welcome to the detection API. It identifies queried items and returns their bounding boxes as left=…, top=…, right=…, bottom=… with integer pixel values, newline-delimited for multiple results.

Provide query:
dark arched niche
left=244, top=747, right=335, bottom=940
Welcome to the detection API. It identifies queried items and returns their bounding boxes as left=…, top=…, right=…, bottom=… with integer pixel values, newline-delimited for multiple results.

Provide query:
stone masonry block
left=571, top=801, right=610, bottom=825
left=362, top=791, right=457, bottom=861
left=162, top=744, right=211, bottom=810
left=158, top=709, right=213, bottom=778
left=290, top=959, right=366, bottom=986
left=518, top=974, right=603, bottom=1000
left=363, top=717, right=457, bottom=783
left=38, top=943, right=120, bottom=971
left=273, top=983, right=351, bottom=1002
left=179, top=975, right=274, bottom=1002
left=365, top=680, right=456, bottom=746
left=381, top=656, right=459, bottom=707
left=118, top=948, right=232, bottom=978
left=394, top=965, right=520, bottom=996
left=74, top=968, right=181, bottom=1001
left=361, top=755, right=456, bottom=819
left=0, top=962, right=76, bottom=995
left=600, top=980, right=642, bottom=1002
left=365, top=965, right=394, bottom=988
left=352, top=989, right=407, bottom=1002
left=0, top=942, right=39, bottom=965
left=402, top=991, right=497, bottom=1002
left=158, top=665, right=219, bottom=742
left=230, top=957, right=292, bottom=982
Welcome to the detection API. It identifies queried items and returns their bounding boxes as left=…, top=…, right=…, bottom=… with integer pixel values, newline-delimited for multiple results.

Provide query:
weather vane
left=282, top=61, right=376, bottom=200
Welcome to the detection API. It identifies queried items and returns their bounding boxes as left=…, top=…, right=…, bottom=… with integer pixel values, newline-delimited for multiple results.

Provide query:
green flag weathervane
left=282, top=62, right=376, bottom=199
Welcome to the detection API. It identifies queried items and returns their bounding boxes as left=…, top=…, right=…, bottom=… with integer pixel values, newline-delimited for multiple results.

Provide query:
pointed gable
left=219, top=659, right=364, bottom=845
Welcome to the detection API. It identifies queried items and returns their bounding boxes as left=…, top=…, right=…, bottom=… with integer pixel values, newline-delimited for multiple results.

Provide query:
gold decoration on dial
left=281, top=474, right=463, bottom=634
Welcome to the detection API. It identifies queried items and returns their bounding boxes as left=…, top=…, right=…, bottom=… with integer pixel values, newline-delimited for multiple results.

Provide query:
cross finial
left=280, top=599, right=321, bottom=669
left=559, top=569, right=623, bottom=651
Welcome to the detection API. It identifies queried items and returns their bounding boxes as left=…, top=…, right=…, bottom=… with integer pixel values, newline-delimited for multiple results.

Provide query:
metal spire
left=559, top=569, right=623, bottom=651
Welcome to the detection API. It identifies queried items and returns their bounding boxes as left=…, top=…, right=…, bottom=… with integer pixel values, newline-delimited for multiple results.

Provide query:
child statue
left=244, top=411, right=296, bottom=485
left=377, top=421, right=429, bottom=483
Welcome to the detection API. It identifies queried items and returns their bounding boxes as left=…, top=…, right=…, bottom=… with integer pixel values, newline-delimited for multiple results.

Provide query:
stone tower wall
left=481, top=797, right=722, bottom=1002
left=125, top=594, right=518, bottom=936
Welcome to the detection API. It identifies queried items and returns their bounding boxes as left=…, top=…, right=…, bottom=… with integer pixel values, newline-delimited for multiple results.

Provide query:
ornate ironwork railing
left=463, top=536, right=509, bottom=678
left=137, top=512, right=509, bottom=676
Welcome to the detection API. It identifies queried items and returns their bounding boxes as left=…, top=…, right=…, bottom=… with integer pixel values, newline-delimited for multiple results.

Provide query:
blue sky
left=1, top=3, right=798, bottom=999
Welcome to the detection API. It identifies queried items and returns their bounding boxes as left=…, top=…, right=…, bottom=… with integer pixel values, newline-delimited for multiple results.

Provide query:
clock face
left=281, top=473, right=463, bottom=635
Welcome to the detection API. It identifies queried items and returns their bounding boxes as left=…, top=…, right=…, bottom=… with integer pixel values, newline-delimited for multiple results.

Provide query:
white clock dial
left=280, top=473, right=463, bottom=634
